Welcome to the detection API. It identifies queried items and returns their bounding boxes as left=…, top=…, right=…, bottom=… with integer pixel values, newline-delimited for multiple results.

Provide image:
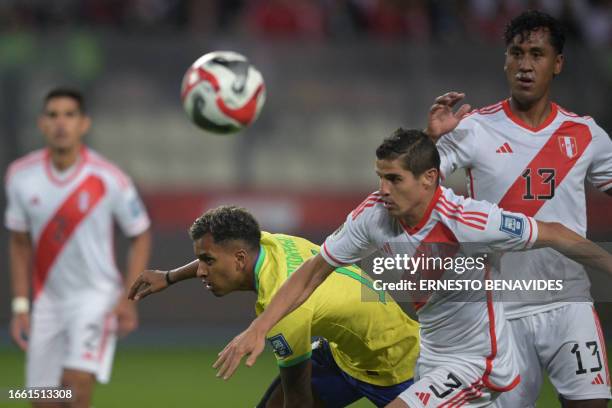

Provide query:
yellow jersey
left=255, top=232, right=420, bottom=386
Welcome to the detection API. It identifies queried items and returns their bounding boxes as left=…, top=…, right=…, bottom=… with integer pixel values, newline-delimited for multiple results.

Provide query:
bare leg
left=60, top=369, right=95, bottom=408
left=561, top=398, right=609, bottom=408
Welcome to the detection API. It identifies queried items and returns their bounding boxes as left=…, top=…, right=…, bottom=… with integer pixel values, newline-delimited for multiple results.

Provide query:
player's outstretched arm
left=116, top=229, right=152, bottom=336
left=424, top=91, right=471, bottom=142
left=8, top=231, right=33, bottom=351
left=128, top=259, right=200, bottom=301
left=535, top=221, right=612, bottom=276
left=213, top=254, right=335, bottom=380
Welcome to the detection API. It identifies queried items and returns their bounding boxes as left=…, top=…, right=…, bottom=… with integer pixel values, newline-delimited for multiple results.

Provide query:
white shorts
left=494, top=303, right=611, bottom=407
left=398, top=355, right=520, bottom=407
left=26, top=295, right=118, bottom=388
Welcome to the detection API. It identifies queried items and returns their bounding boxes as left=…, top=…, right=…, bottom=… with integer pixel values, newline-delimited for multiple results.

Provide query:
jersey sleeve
left=266, top=306, right=314, bottom=367
left=436, top=118, right=478, bottom=179
left=4, top=173, right=29, bottom=232
left=111, top=178, right=150, bottom=237
left=443, top=198, right=538, bottom=252
left=586, top=123, right=612, bottom=192
left=320, top=196, right=379, bottom=267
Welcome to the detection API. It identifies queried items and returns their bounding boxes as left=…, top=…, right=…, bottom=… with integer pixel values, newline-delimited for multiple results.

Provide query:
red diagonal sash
left=34, top=175, right=106, bottom=298
left=498, top=121, right=591, bottom=216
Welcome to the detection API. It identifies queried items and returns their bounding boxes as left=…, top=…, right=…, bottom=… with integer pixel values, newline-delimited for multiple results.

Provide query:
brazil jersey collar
left=253, top=244, right=266, bottom=292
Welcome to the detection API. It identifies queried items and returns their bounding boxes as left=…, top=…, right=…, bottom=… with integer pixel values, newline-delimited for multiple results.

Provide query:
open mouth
left=516, top=75, right=535, bottom=88
left=383, top=201, right=396, bottom=209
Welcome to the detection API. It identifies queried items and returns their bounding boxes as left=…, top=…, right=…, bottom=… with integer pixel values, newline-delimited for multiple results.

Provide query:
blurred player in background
left=426, top=10, right=612, bottom=408
left=5, top=88, right=151, bottom=408
left=129, top=205, right=419, bottom=408
left=213, top=129, right=612, bottom=407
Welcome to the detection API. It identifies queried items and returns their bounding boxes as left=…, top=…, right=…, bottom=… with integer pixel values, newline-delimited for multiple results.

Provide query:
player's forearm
left=252, top=255, right=333, bottom=335
left=9, top=233, right=32, bottom=299
left=124, top=229, right=152, bottom=292
left=536, top=222, right=612, bottom=276
left=167, top=259, right=199, bottom=283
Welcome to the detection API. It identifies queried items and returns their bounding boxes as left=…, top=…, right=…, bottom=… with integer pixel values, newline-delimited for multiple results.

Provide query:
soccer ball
left=181, top=51, right=266, bottom=134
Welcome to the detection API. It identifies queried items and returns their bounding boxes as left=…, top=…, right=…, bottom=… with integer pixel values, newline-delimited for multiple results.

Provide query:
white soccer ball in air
left=181, top=51, right=266, bottom=134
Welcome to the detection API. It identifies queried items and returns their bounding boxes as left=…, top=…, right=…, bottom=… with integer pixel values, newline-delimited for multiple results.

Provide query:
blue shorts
left=310, top=338, right=414, bottom=407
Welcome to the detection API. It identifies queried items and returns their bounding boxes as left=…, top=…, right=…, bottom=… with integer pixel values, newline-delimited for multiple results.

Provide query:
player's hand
left=425, top=91, right=472, bottom=142
left=128, top=269, right=169, bottom=301
left=114, top=297, right=138, bottom=337
left=213, top=323, right=267, bottom=380
left=10, top=312, right=30, bottom=351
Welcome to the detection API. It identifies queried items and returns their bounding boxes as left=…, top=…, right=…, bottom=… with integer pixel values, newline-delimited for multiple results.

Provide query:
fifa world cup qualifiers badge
left=499, top=214, right=524, bottom=237
left=268, top=334, right=293, bottom=358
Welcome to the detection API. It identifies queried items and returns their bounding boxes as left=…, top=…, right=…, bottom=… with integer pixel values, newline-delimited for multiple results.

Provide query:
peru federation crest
left=558, top=136, right=577, bottom=159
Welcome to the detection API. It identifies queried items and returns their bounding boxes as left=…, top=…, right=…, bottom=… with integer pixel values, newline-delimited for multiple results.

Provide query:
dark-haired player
left=213, top=129, right=612, bottom=407
left=5, top=88, right=151, bottom=408
left=426, top=10, right=612, bottom=408
left=129, top=205, right=419, bottom=407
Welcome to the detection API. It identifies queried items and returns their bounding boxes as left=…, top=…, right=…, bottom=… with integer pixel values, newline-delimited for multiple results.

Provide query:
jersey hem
left=504, top=300, right=594, bottom=320
left=277, top=352, right=312, bottom=367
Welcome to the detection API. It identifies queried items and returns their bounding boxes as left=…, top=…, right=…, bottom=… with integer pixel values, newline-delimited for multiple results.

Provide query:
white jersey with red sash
left=437, top=100, right=612, bottom=318
left=4, top=147, right=150, bottom=304
left=321, top=186, right=538, bottom=402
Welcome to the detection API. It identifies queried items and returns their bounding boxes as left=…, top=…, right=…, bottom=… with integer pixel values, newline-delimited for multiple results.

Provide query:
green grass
left=0, top=346, right=588, bottom=407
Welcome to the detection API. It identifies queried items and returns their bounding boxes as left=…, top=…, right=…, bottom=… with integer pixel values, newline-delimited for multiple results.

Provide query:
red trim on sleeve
left=5, top=150, right=45, bottom=184
left=434, top=206, right=486, bottom=230
left=321, top=242, right=346, bottom=267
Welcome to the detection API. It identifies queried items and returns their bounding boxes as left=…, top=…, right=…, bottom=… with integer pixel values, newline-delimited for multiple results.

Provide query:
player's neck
left=49, top=144, right=82, bottom=171
left=244, top=247, right=260, bottom=292
left=509, top=95, right=552, bottom=128
left=401, top=188, right=436, bottom=229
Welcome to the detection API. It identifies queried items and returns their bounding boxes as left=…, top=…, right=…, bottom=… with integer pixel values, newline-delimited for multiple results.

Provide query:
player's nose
left=196, top=261, right=207, bottom=278
left=379, top=179, right=391, bottom=195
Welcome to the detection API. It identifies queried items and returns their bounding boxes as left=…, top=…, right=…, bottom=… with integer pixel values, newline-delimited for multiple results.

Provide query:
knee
left=60, top=369, right=95, bottom=408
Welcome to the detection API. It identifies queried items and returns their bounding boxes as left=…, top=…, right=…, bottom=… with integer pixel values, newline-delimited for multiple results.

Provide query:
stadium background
left=0, top=1, right=611, bottom=406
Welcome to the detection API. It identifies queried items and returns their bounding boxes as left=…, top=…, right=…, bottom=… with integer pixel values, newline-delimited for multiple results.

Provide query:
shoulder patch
left=268, top=334, right=293, bottom=358
left=499, top=214, right=524, bottom=237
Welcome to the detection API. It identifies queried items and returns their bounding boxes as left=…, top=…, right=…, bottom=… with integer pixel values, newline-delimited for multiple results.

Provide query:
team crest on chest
left=558, top=136, right=577, bottom=159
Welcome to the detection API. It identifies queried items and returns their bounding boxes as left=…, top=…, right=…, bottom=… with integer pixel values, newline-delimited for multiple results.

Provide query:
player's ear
left=553, top=53, right=563, bottom=76
left=422, top=168, right=439, bottom=188
left=234, top=248, right=247, bottom=270
left=80, top=115, right=92, bottom=135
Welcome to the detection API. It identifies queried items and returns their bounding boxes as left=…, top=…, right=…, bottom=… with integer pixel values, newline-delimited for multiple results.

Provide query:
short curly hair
left=189, top=205, right=261, bottom=250
left=504, top=10, right=565, bottom=54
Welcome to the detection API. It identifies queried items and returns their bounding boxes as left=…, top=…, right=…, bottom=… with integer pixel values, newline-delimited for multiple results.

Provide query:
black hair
left=504, top=10, right=565, bottom=54
left=189, top=205, right=261, bottom=251
left=44, top=87, right=86, bottom=113
left=376, top=128, right=440, bottom=176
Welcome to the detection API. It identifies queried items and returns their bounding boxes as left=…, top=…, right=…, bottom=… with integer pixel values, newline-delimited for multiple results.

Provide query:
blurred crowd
left=1, top=0, right=610, bottom=46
